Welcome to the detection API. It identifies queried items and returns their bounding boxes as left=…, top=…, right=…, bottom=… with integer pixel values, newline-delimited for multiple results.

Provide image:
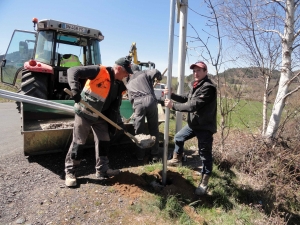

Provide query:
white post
left=162, top=0, right=176, bottom=185
left=175, top=0, right=188, bottom=132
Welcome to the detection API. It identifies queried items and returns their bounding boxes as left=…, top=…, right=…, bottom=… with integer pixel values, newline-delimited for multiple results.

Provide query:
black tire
left=16, top=69, right=48, bottom=113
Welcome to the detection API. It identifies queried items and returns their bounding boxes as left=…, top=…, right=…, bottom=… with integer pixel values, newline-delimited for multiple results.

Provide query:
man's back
left=126, top=71, right=154, bottom=100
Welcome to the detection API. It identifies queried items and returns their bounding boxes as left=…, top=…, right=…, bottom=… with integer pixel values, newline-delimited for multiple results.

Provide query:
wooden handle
left=162, top=68, right=168, bottom=76
left=153, top=67, right=168, bottom=87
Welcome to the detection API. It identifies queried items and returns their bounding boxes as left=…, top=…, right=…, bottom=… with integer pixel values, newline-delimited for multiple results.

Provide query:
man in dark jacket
left=164, top=61, right=217, bottom=195
left=126, top=65, right=162, bottom=162
left=65, top=57, right=131, bottom=187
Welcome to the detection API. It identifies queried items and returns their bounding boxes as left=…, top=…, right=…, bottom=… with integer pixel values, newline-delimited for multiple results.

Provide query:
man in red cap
left=164, top=61, right=217, bottom=195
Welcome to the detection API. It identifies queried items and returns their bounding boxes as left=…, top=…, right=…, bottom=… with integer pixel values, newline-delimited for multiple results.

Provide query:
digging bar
left=64, top=88, right=154, bottom=148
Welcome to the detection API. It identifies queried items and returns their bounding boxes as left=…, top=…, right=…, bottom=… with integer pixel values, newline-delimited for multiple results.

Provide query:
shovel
left=64, top=88, right=155, bottom=149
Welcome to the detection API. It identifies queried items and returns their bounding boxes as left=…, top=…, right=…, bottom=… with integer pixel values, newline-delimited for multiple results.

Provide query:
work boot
left=95, top=168, right=120, bottom=179
left=65, top=172, right=77, bottom=187
left=147, top=154, right=159, bottom=164
left=151, top=155, right=159, bottom=163
left=195, top=174, right=210, bottom=195
left=167, top=152, right=183, bottom=167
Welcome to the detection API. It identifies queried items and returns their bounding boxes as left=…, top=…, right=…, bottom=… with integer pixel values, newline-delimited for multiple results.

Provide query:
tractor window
left=35, top=31, right=54, bottom=64
left=86, top=40, right=101, bottom=65
left=34, top=31, right=101, bottom=67
left=55, top=34, right=86, bottom=66
left=0, top=30, right=36, bottom=86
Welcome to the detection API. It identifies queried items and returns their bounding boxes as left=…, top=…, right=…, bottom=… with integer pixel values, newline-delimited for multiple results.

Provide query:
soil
left=0, top=142, right=206, bottom=225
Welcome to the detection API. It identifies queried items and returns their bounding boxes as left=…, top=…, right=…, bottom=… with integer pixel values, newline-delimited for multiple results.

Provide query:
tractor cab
left=1, top=18, right=104, bottom=98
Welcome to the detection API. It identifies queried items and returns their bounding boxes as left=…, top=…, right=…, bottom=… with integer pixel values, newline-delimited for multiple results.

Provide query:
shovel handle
left=64, top=88, right=139, bottom=143
left=162, top=67, right=168, bottom=76
left=153, top=68, right=167, bottom=87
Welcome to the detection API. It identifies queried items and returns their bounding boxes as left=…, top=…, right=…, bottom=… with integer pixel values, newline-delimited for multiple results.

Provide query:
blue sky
left=0, top=0, right=217, bottom=77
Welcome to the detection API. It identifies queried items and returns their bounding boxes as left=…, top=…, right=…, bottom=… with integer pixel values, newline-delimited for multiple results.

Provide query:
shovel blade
left=134, top=134, right=156, bottom=149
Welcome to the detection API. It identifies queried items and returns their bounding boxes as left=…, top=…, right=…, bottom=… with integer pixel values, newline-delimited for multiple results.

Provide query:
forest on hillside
left=161, top=66, right=300, bottom=104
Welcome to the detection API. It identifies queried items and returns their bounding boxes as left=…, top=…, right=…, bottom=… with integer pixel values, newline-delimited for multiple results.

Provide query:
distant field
left=165, top=99, right=270, bottom=133
left=223, top=99, right=268, bottom=132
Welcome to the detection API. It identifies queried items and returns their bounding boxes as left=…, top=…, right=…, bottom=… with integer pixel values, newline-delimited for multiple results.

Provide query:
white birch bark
left=262, top=75, right=270, bottom=134
left=264, top=0, right=295, bottom=139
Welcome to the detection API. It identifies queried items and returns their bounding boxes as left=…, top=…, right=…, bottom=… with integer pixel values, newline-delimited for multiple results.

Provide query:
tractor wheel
left=16, top=69, right=48, bottom=113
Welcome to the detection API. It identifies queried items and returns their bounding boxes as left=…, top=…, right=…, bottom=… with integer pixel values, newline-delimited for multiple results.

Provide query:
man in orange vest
left=65, top=57, right=132, bottom=187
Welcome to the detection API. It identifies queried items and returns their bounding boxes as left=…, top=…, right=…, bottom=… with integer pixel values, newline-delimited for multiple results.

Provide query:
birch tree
left=264, top=0, right=300, bottom=139
left=220, top=0, right=282, bottom=135
left=220, top=0, right=300, bottom=140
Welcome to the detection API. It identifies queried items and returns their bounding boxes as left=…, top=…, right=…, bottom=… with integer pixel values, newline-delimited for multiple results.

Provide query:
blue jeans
left=174, top=124, right=213, bottom=175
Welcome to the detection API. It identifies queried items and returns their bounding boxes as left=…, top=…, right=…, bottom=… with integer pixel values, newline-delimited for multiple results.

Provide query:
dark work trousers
left=174, top=124, right=213, bottom=175
left=133, top=95, right=159, bottom=156
left=65, top=114, right=110, bottom=175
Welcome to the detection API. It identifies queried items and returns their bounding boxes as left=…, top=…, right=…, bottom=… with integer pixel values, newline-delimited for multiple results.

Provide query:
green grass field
left=221, top=99, right=268, bottom=132
left=162, top=98, right=269, bottom=134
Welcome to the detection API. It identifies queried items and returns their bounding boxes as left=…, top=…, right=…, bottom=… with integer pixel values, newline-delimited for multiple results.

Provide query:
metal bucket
left=21, top=100, right=136, bottom=155
left=0, top=89, right=165, bottom=155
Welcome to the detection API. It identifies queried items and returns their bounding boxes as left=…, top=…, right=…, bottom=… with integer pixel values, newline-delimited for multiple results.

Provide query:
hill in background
left=160, top=67, right=300, bottom=103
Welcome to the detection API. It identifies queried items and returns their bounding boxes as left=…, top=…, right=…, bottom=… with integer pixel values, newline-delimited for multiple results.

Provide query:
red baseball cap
left=190, top=61, right=207, bottom=70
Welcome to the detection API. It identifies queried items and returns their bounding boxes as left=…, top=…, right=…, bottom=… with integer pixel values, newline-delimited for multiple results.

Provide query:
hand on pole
left=164, top=98, right=173, bottom=108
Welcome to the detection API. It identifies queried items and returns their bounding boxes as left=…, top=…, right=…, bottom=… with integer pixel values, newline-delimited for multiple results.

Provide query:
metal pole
left=0, top=90, right=74, bottom=114
left=0, top=89, right=74, bottom=110
left=175, top=0, right=188, bottom=132
left=162, top=0, right=176, bottom=185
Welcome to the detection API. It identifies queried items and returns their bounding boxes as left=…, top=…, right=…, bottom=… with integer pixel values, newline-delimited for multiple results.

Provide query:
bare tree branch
left=269, top=0, right=286, bottom=9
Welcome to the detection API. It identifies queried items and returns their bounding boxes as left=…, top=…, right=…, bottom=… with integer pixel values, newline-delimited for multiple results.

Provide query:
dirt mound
left=105, top=168, right=200, bottom=202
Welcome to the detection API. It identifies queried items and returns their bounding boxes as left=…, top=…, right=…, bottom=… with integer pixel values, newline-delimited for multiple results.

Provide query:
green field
left=220, top=99, right=268, bottom=132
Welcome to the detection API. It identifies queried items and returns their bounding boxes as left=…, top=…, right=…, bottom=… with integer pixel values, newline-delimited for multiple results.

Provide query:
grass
left=142, top=123, right=299, bottom=225
left=143, top=164, right=252, bottom=223
left=177, top=166, right=195, bottom=185
left=136, top=162, right=281, bottom=224
left=196, top=205, right=266, bottom=225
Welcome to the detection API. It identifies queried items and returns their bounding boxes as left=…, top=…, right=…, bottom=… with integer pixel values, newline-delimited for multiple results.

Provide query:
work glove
left=71, top=89, right=81, bottom=103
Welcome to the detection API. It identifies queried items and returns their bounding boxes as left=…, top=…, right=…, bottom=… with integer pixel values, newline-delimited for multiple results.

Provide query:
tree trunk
left=262, top=75, right=270, bottom=135
left=264, top=0, right=295, bottom=139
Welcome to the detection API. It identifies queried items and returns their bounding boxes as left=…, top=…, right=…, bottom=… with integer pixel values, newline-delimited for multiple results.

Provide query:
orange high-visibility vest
left=75, top=66, right=112, bottom=120
left=83, top=65, right=111, bottom=100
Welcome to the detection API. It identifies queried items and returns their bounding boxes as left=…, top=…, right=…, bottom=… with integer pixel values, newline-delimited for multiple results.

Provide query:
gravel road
left=0, top=102, right=22, bottom=156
